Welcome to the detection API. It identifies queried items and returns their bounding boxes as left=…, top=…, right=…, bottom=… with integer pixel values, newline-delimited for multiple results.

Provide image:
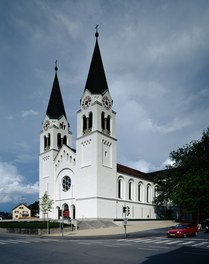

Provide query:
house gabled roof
left=46, top=67, right=67, bottom=120
left=12, top=203, right=30, bottom=211
left=84, top=32, right=109, bottom=95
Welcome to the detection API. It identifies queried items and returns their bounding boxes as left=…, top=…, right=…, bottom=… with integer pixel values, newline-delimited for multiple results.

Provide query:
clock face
left=82, top=96, right=92, bottom=109
left=44, top=120, right=50, bottom=130
left=102, top=96, right=112, bottom=110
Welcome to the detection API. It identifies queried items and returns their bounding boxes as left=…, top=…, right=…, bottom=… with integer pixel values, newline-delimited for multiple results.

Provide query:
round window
left=62, top=176, right=71, bottom=192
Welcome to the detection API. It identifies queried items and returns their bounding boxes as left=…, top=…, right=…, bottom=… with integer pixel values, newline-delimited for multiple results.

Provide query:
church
left=39, top=31, right=159, bottom=220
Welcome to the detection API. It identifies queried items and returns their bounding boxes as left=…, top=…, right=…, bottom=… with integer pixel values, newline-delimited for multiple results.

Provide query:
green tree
left=154, top=127, right=209, bottom=223
left=39, top=192, right=53, bottom=219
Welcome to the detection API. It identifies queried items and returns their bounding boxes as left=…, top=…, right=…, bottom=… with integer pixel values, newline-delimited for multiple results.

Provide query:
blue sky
left=0, top=0, right=209, bottom=212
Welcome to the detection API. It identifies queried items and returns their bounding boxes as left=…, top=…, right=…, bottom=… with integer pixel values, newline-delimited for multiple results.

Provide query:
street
left=0, top=229, right=209, bottom=263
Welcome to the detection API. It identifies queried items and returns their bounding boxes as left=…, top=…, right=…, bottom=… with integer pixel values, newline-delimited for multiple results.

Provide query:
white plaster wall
left=76, top=198, right=98, bottom=219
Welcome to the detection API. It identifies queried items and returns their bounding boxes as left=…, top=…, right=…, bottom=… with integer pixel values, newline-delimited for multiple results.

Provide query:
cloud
left=21, top=109, right=39, bottom=118
left=127, top=159, right=153, bottom=173
left=14, top=153, right=37, bottom=164
left=0, top=161, right=39, bottom=204
left=162, top=158, right=175, bottom=168
left=125, top=157, right=175, bottom=173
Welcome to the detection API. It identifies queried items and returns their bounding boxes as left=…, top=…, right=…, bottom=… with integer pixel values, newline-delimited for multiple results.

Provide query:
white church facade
left=39, top=32, right=159, bottom=220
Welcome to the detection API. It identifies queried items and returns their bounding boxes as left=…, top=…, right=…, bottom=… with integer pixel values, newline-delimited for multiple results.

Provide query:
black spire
left=46, top=63, right=67, bottom=120
left=84, top=29, right=109, bottom=95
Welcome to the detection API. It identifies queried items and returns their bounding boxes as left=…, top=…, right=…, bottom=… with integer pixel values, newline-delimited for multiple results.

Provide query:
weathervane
left=95, top=24, right=99, bottom=38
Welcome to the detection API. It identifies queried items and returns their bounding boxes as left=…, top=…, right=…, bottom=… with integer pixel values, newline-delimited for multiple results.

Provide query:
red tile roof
left=117, top=163, right=164, bottom=182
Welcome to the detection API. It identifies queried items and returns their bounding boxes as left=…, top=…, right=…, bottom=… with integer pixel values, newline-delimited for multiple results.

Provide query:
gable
left=12, top=203, right=30, bottom=211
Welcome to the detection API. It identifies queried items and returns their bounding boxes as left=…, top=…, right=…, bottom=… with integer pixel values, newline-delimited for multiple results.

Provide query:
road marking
left=143, top=239, right=159, bottom=243
left=0, top=239, right=31, bottom=244
left=104, top=245, right=120, bottom=248
left=138, top=247, right=159, bottom=251
left=149, top=245, right=170, bottom=249
left=116, top=243, right=132, bottom=246
left=166, top=240, right=182, bottom=245
left=0, top=241, right=7, bottom=244
left=77, top=242, right=91, bottom=245
left=179, top=241, right=195, bottom=245
left=154, top=239, right=171, bottom=244
left=11, top=240, right=30, bottom=243
left=117, top=237, right=209, bottom=249
left=129, top=238, right=147, bottom=242
left=3, top=240, right=20, bottom=244
left=133, top=238, right=153, bottom=243
left=192, top=242, right=209, bottom=247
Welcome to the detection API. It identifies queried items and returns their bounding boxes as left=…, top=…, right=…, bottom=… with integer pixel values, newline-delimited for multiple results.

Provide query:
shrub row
left=0, top=221, right=61, bottom=229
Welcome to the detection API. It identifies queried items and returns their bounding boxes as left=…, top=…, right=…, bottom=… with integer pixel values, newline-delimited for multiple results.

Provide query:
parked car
left=167, top=223, right=199, bottom=238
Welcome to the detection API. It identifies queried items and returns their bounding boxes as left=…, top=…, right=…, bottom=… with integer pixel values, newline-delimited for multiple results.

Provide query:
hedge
left=0, top=221, right=64, bottom=229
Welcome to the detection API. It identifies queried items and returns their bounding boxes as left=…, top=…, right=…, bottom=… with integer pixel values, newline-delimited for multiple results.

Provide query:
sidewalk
left=48, top=220, right=174, bottom=237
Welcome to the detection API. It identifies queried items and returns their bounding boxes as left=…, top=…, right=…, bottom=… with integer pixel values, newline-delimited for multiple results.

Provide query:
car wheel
left=194, top=232, right=197, bottom=236
left=183, top=233, right=187, bottom=238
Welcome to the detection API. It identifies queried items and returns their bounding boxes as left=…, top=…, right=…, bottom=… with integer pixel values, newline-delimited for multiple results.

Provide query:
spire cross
left=95, top=24, right=99, bottom=32
left=95, top=24, right=99, bottom=38
left=55, top=60, right=58, bottom=72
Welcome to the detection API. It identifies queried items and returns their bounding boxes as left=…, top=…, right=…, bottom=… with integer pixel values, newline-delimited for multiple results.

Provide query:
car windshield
left=175, top=224, right=187, bottom=229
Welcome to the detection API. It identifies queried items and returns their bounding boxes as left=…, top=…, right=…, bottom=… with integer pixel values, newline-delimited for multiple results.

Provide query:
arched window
left=48, top=133, right=51, bottom=147
left=57, top=133, right=61, bottom=148
left=101, top=112, right=111, bottom=135
left=118, top=179, right=122, bottom=198
left=44, top=136, right=47, bottom=149
left=63, top=203, right=69, bottom=219
left=129, top=180, right=134, bottom=200
left=83, top=113, right=92, bottom=134
left=44, top=134, right=51, bottom=150
left=138, top=182, right=143, bottom=201
left=83, top=115, right=87, bottom=133
left=101, top=112, right=105, bottom=131
left=107, top=115, right=111, bottom=134
left=147, top=184, right=151, bottom=203
left=117, top=177, right=124, bottom=199
left=63, top=135, right=67, bottom=145
left=71, top=204, right=76, bottom=219
left=89, top=112, right=93, bottom=131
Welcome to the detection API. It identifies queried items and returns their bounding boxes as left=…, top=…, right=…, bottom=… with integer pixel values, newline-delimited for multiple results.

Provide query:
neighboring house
left=39, top=31, right=164, bottom=220
left=12, top=203, right=31, bottom=219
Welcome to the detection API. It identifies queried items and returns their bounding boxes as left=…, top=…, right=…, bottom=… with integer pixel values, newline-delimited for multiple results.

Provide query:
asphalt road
left=0, top=229, right=209, bottom=264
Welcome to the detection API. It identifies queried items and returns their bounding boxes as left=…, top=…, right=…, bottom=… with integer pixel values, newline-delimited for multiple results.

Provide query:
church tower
left=76, top=31, right=117, bottom=219
left=39, top=65, right=72, bottom=218
left=39, top=30, right=158, bottom=221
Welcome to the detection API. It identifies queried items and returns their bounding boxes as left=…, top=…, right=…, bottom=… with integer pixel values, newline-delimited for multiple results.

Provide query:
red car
left=167, top=223, right=199, bottom=238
